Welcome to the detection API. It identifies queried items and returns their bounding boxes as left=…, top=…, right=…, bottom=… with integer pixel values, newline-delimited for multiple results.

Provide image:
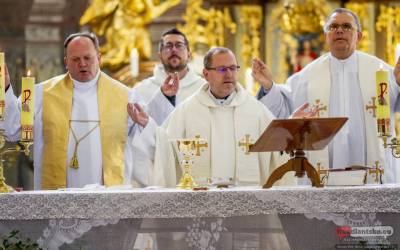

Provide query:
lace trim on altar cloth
left=37, top=218, right=119, bottom=250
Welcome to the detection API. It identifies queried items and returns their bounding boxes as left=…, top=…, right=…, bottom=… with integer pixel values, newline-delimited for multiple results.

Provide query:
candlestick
left=21, top=70, right=35, bottom=141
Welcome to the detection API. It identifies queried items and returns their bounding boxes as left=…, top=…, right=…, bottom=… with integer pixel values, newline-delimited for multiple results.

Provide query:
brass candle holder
left=0, top=127, right=33, bottom=193
left=379, top=132, right=400, bottom=158
left=0, top=128, right=13, bottom=192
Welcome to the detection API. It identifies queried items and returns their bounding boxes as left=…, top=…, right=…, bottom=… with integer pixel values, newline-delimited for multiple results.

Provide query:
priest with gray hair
left=253, top=8, right=400, bottom=182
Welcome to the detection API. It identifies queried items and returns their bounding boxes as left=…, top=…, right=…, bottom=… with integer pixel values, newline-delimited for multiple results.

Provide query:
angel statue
left=80, top=0, right=180, bottom=70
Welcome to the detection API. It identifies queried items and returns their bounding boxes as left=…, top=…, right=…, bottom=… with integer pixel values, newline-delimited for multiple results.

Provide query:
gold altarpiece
left=79, top=0, right=400, bottom=133
left=78, top=1, right=399, bottom=85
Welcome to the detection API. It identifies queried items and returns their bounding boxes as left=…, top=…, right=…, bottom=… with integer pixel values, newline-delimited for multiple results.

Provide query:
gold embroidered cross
left=314, top=99, right=327, bottom=117
left=238, top=134, right=253, bottom=155
left=368, top=161, right=384, bottom=183
left=365, top=97, right=377, bottom=118
left=194, top=135, right=208, bottom=156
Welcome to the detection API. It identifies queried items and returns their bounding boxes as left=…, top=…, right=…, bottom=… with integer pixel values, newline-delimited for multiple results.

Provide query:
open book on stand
left=325, top=166, right=370, bottom=186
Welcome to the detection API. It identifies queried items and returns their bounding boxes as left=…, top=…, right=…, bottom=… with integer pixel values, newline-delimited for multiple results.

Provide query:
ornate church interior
left=0, top=0, right=400, bottom=249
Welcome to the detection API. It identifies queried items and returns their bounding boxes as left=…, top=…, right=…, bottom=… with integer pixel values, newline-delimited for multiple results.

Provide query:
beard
left=161, top=55, right=188, bottom=73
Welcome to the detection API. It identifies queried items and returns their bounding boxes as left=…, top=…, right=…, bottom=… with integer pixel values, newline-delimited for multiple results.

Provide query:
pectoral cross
left=314, top=99, right=327, bottom=117
left=194, top=135, right=208, bottom=156
left=368, top=161, right=384, bottom=183
left=238, top=134, right=253, bottom=155
left=365, top=97, right=377, bottom=118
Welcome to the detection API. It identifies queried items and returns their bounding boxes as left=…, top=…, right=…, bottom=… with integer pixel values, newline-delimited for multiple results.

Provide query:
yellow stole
left=41, top=72, right=128, bottom=189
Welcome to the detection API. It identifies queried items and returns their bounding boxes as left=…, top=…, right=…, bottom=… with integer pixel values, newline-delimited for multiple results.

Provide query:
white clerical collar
left=330, top=51, right=357, bottom=72
left=71, top=70, right=100, bottom=90
left=330, top=51, right=357, bottom=64
left=207, top=88, right=236, bottom=106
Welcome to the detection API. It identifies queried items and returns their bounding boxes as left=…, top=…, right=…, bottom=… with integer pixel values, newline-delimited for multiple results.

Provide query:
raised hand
left=161, top=72, right=179, bottom=97
left=5, top=64, right=10, bottom=88
left=394, top=57, right=400, bottom=87
left=127, top=103, right=149, bottom=127
left=251, top=58, right=273, bottom=90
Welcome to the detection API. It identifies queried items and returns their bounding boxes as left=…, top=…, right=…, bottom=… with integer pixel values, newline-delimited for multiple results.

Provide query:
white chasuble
left=307, top=51, right=398, bottom=182
left=152, top=83, right=293, bottom=187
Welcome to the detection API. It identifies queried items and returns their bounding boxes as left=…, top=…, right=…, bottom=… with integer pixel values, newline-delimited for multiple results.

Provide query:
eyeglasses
left=161, top=42, right=186, bottom=52
left=206, top=65, right=240, bottom=74
left=327, top=23, right=355, bottom=32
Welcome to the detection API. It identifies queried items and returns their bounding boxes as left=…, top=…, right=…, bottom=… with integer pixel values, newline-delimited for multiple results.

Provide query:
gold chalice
left=174, top=137, right=208, bottom=189
left=174, top=139, right=197, bottom=189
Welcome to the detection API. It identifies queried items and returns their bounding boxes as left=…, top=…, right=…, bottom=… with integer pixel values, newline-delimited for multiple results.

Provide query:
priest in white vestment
left=132, top=28, right=206, bottom=191
left=2, top=33, right=159, bottom=189
left=253, top=8, right=400, bottom=183
left=151, top=47, right=294, bottom=187
left=134, top=28, right=206, bottom=125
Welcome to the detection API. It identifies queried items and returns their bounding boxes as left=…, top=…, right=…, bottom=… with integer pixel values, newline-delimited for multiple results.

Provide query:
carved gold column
left=376, top=5, right=400, bottom=66
left=345, top=3, right=373, bottom=54
left=238, top=5, right=262, bottom=94
left=239, top=6, right=262, bottom=68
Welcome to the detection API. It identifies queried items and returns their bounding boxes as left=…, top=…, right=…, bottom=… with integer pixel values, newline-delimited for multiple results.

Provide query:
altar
left=1, top=185, right=399, bottom=249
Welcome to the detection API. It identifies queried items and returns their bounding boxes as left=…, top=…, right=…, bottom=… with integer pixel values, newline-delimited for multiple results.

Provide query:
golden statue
left=273, top=0, right=329, bottom=35
left=267, top=0, right=330, bottom=82
left=80, top=0, right=180, bottom=70
left=178, top=0, right=236, bottom=53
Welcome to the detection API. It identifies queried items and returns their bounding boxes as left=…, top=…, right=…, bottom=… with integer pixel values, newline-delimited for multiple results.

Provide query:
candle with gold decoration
left=376, top=64, right=390, bottom=135
left=0, top=53, right=5, bottom=119
left=21, top=70, right=35, bottom=141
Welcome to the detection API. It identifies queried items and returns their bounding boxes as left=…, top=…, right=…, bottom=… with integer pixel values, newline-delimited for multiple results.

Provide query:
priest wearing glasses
left=150, top=47, right=298, bottom=187
left=254, top=8, right=400, bottom=183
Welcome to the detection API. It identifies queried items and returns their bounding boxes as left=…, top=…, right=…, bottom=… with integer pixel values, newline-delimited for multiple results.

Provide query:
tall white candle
left=130, top=48, right=139, bottom=78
